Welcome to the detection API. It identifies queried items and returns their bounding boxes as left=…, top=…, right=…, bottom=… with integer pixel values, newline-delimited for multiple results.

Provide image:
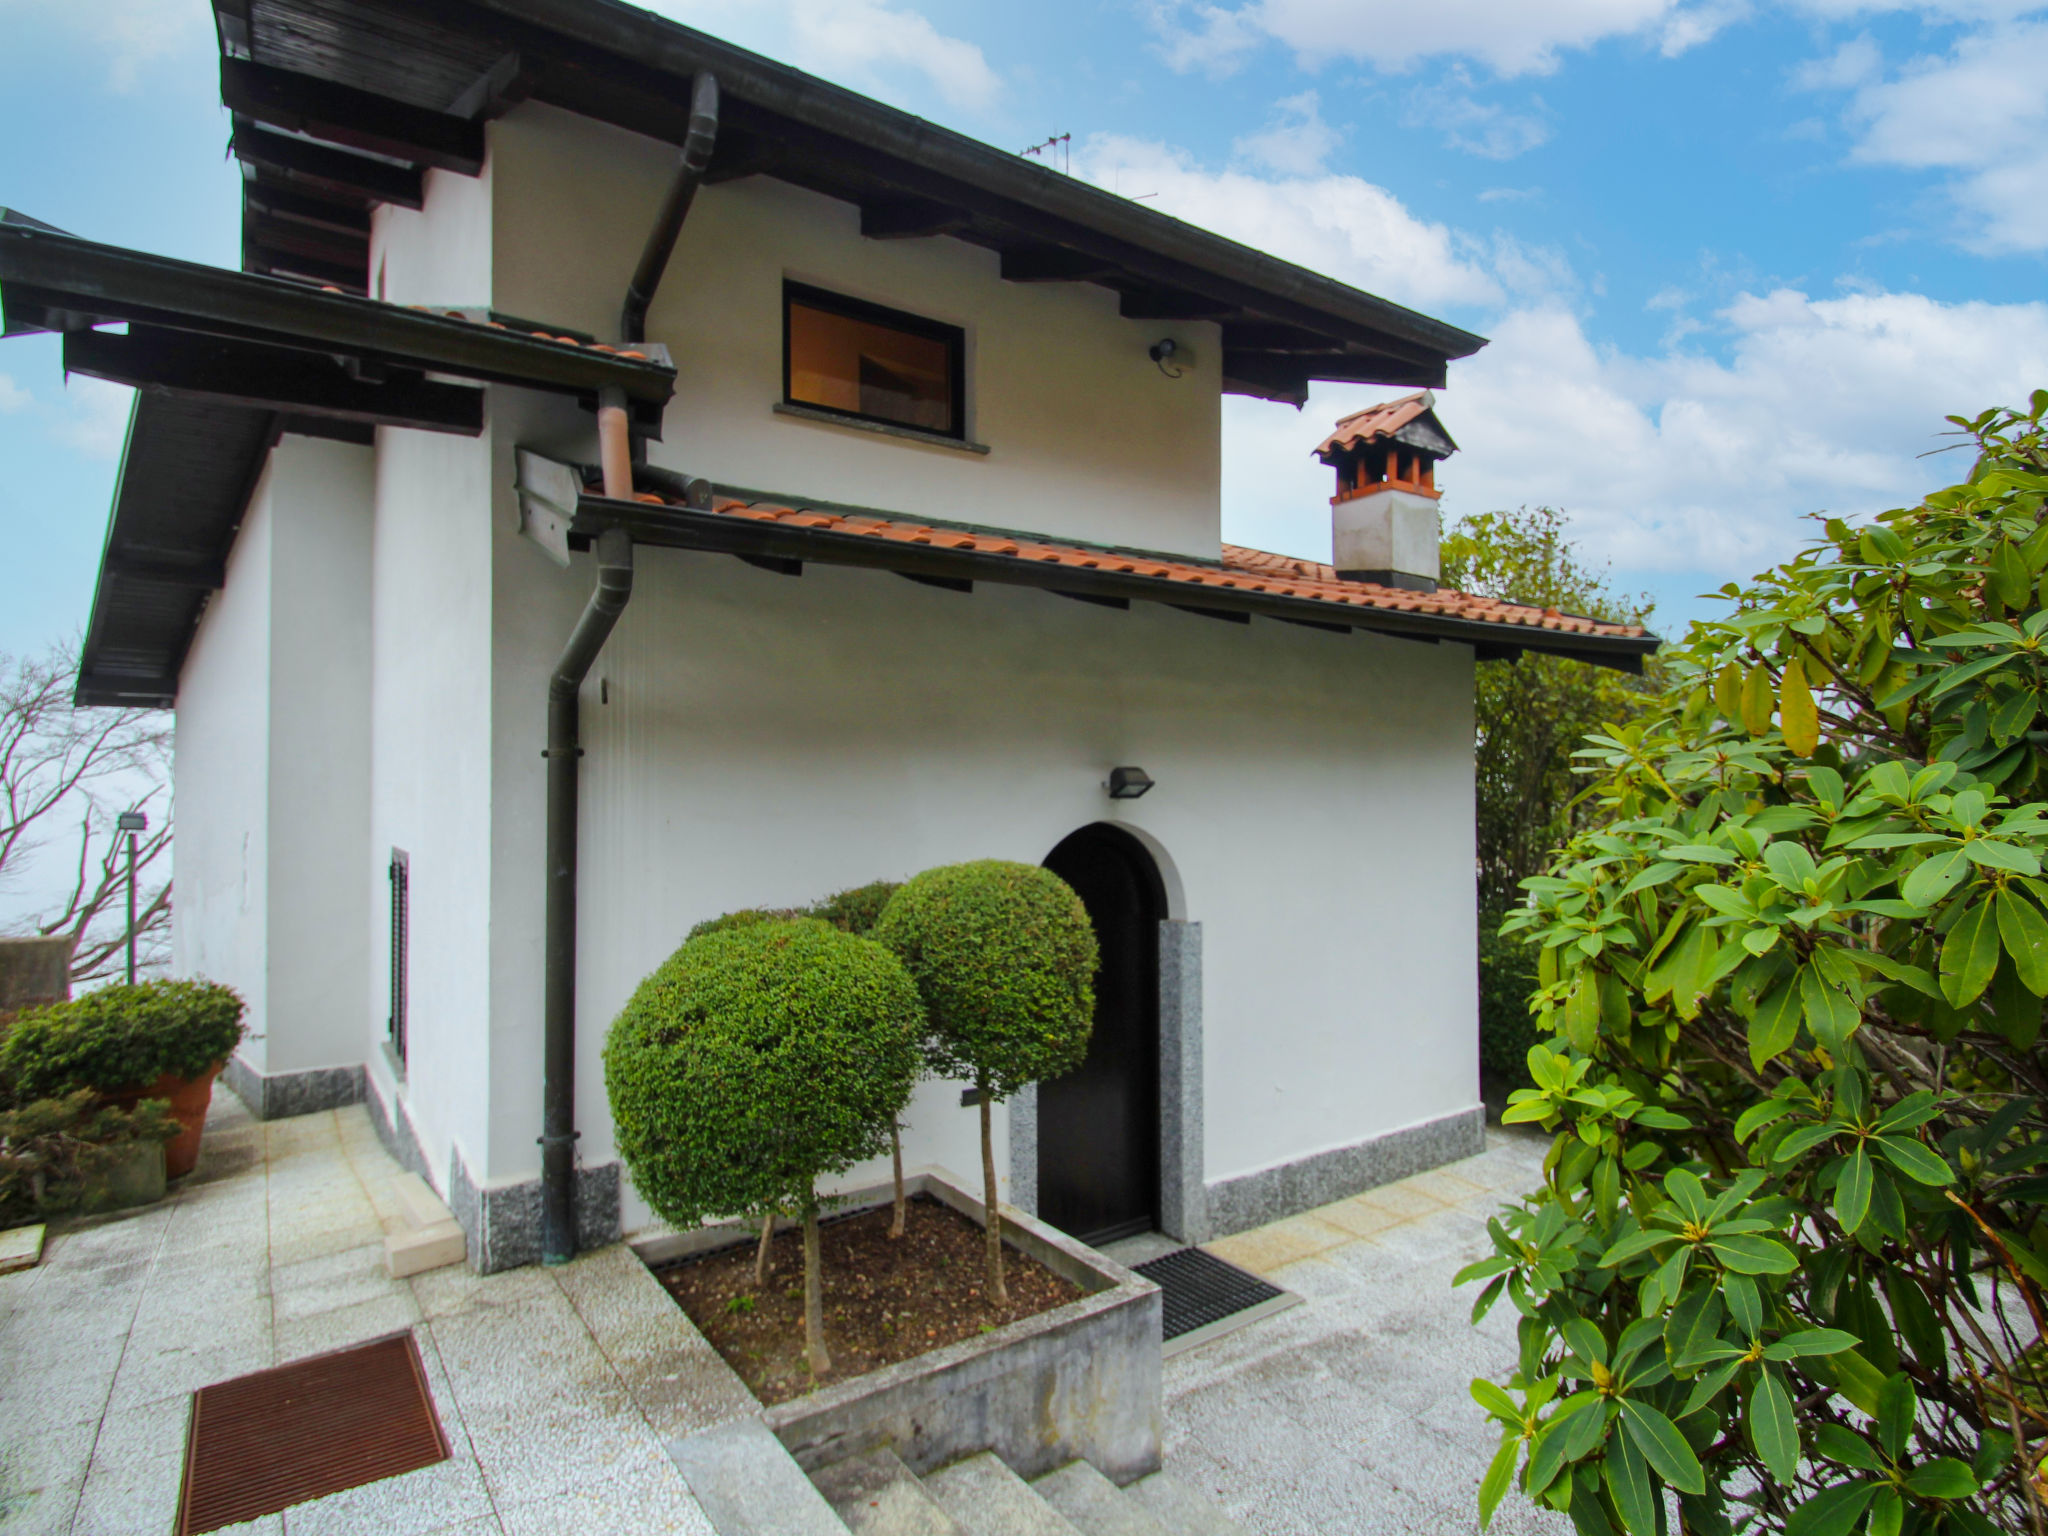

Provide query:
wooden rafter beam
left=999, top=246, right=1120, bottom=283
left=221, top=57, right=486, bottom=176
left=860, top=196, right=969, bottom=240
left=244, top=241, right=367, bottom=293
left=64, top=326, right=486, bottom=436
left=243, top=184, right=372, bottom=240
left=1118, top=289, right=1240, bottom=321
left=244, top=209, right=367, bottom=270
left=231, top=121, right=425, bottom=211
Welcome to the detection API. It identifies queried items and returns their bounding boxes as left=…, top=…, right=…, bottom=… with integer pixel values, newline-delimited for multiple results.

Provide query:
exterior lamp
left=117, top=810, right=147, bottom=985
left=1107, top=766, right=1154, bottom=800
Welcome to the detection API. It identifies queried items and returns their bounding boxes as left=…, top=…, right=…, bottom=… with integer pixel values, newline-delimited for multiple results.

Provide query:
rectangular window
left=784, top=281, right=964, bottom=439
left=388, top=849, right=410, bottom=1066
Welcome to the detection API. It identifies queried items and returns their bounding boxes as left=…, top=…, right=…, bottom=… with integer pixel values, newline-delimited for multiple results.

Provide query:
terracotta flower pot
left=107, top=1060, right=224, bottom=1179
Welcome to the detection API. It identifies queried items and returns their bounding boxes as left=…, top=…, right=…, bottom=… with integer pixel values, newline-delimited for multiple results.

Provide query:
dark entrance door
left=1038, top=824, right=1165, bottom=1245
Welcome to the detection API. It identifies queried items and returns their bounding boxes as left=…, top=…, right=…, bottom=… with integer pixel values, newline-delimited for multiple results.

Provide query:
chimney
left=1314, top=390, right=1457, bottom=593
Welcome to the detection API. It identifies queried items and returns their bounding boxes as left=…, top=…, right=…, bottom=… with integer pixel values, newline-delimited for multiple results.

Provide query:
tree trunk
left=980, top=1084, right=1007, bottom=1304
left=803, top=1198, right=831, bottom=1377
left=755, top=1211, right=775, bottom=1287
left=889, top=1123, right=906, bottom=1240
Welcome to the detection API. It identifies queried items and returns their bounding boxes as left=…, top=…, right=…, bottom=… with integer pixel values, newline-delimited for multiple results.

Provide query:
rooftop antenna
left=1022, top=132, right=1071, bottom=176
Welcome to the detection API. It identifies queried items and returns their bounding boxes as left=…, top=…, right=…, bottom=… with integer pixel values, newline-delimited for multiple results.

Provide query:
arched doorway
left=1039, top=823, right=1167, bottom=1244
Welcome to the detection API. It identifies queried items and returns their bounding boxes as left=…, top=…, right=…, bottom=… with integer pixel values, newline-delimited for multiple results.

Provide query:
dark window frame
left=782, top=280, right=967, bottom=442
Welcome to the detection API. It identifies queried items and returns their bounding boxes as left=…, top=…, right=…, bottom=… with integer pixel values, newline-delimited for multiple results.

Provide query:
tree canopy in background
left=1442, top=506, right=1660, bottom=922
left=1463, top=398, right=2048, bottom=1534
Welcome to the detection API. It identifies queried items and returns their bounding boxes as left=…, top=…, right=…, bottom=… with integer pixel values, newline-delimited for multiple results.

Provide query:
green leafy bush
left=0, top=980, right=246, bottom=1100
left=1460, top=398, right=2048, bottom=1535
left=0, top=1089, right=176, bottom=1222
left=874, top=860, right=1096, bottom=1298
left=604, top=920, right=922, bottom=1372
left=683, top=907, right=806, bottom=942
left=806, top=881, right=901, bottom=937
left=1477, top=927, right=1542, bottom=1102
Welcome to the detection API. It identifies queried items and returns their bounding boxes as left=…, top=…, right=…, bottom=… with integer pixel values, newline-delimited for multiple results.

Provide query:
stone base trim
left=448, top=1151, right=621, bottom=1274
left=221, top=1055, right=366, bottom=1121
left=363, top=1069, right=621, bottom=1273
left=1203, top=1105, right=1485, bottom=1238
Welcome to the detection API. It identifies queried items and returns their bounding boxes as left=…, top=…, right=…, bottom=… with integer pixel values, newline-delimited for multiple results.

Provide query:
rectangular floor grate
left=1133, top=1247, right=1286, bottom=1341
left=177, top=1331, right=449, bottom=1535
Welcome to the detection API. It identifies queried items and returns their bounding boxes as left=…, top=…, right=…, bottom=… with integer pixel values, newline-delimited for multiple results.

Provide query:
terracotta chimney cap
left=1313, top=390, right=1458, bottom=463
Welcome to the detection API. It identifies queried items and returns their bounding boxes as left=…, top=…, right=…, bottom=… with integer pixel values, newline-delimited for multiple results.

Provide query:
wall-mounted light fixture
left=1148, top=338, right=1186, bottom=379
left=1108, top=766, right=1154, bottom=800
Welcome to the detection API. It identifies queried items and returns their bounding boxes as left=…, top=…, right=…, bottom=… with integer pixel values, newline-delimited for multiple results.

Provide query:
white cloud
left=0, top=375, right=29, bottom=413
left=1079, top=134, right=1506, bottom=310
left=641, top=0, right=999, bottom=111
left=1799, top=19, right=2048, bottom=252
left=1222, top=287, right=2048, bottom=586
left=1149, top=0, right=1732, bottom=78
left=0, top=0, right=208, bottom=89
left=1405, top=73, right=1553, bottom=159
left=1233, top=91, right=1342, bottom=175
left=54, top=377, right=134, bottom=460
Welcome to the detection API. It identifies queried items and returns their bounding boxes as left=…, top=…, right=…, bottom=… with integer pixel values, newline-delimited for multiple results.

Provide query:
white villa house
left=0, top=0, right=1652, bottom=1271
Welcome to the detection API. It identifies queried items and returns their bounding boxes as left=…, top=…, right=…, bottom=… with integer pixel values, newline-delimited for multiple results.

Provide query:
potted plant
left=606, top=919, right=921, bottom=1375
left=874, top=860, right=1096, bottom=1302
left=0, top=980, right=246, bottom=1178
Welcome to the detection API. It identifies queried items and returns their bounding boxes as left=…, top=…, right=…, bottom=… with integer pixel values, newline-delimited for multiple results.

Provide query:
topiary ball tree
left=873, top=859, right=1097, bottom=1301
left=604, top=920, right=922, bottom=1375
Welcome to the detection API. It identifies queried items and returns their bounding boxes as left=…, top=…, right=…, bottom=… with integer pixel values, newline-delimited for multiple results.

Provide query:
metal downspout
left=540, top=71, right=716, bottom=1266
left=620, top=73, right=720, bottom=346
left=540, top=402, right=634, bottom=1266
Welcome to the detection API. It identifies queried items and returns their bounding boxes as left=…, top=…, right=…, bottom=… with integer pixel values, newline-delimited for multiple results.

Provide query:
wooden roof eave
left=565, top=491, right=1658, bottom=673
left=0, top=223, right=676, bottom=421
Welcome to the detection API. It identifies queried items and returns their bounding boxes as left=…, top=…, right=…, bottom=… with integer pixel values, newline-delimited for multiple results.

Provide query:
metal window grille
left=388, top=849, right=410, bottom=1065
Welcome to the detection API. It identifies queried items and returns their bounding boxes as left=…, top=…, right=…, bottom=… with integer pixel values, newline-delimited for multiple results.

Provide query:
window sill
left=773, top=401, right=991, bottom=456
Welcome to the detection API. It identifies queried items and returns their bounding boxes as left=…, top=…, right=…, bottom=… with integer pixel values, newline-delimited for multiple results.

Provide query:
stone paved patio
left=2, top=1090, right=1566, bottom=1536
left=0, top=1094, right=731, bottom=1536
left=1173, top=1129, right=1569, bottom=1536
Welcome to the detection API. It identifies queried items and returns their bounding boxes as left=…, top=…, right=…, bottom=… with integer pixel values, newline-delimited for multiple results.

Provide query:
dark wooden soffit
left=565, top=492, right=1655, bottom=673
left=212, top=0, right=1486, bottom=399
left=0, top=223, right=675, bottom=423
left=78, top=394, right=278, bottom=708
left=65, top=327, right=486, bottom=436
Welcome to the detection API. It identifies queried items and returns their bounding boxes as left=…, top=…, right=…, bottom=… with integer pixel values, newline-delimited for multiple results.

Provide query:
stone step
left=923, top=1451, right=1084, bottom=1536
left=1126, top=1471, right=1248, bottom=1535
left=814, top=1447, right=963, bottom=1536
left=1028, top=1461, right=1171, bottom=1536
left=669, top=1418, right=852, bottom=1536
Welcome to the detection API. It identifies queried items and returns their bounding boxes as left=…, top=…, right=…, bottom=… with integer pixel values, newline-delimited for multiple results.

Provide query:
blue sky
left=4, top=0, right=2048, bottom=655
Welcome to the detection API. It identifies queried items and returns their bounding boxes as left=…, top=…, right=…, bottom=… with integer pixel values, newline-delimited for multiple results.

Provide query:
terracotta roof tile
left=614, top=486, right=1648, bottom=642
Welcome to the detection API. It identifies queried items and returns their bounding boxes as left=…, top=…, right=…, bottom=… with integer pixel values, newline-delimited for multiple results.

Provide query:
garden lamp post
left=117, top=810, right=146, bottom=984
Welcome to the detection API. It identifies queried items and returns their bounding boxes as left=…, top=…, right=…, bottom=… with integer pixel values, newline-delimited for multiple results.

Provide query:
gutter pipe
left=620, top=72, right=720, bottom=346
left=541, top=73, right=718, bottom=1266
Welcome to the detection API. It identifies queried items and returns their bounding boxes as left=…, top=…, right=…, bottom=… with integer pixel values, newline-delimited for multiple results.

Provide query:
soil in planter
left=653, top=1195, right=1081, bottom=1405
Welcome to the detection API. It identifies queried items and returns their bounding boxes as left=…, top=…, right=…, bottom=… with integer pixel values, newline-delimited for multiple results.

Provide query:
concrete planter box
left=633, top=1167, right=1163, bottom=1484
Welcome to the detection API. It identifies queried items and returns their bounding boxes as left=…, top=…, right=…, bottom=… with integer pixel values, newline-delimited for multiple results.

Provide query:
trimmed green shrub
left=604, top=920, right=922, bottom=1373
left=682, top=907, right=806, bottom=943
left=805, top=881, right=901, bottom=937
left=874, top=860, right=1096, bottom=1299
left=0, top=980, right=246, bottom=1101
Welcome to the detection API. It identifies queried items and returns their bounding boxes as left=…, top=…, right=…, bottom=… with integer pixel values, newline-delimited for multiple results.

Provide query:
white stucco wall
left=173, top=461, right=275, bottom=1065
left=173, top=437, right=374, bottom=1082
left=485, top=103, right=1224, bottom=560
left=473, top=388, right=1478, bottom=1225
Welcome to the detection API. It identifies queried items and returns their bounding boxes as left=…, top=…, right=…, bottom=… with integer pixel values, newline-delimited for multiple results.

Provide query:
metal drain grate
left=1133, top=1247, right=1286, bottom=1340
left=176, top=1331, right=449, bottom=1535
